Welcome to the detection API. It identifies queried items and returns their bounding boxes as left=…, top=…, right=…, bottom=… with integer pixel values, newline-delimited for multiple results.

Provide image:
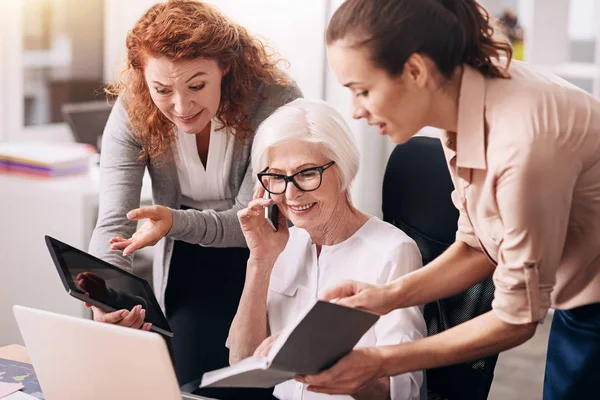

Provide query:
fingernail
left=140, top=309, right=146, bottom=318
left=122, top=310, right=129, bottom=317
left=127, top=211, right=136, bottom=218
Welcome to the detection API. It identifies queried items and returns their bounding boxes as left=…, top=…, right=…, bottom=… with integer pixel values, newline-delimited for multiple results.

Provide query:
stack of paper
left=0, top=382, right=24, bottom=398
left=0, top=357, right=43, bottom=399
left=4, top=392, right=39, bottom=399
left=0, top=142, right=95, bottom=178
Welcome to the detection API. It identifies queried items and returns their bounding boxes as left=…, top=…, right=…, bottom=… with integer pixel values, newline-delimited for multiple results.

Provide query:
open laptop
left=13, top=305, right=215, bottom=400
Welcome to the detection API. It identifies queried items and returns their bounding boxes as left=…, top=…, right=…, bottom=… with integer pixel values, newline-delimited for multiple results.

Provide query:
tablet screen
left=46, top=236, right=171, bottom=334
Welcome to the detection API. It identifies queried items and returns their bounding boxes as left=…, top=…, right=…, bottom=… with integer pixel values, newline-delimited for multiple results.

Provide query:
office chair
left=382, top=136, right=499, bottom=400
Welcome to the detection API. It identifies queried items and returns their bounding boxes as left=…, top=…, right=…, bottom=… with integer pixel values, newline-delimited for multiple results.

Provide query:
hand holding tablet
left=45, top=235, right=173, bottom=337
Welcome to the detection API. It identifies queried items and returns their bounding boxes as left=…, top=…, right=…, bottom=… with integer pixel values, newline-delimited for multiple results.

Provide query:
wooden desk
left=0, top=345, right=31, bottom=364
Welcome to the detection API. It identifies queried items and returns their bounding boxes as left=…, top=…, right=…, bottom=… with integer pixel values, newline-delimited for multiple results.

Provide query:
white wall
left=104, top=0, right=326, bottom=100
left=0, top=1, right=23, bottom=141
left=104, top=0, right=158, bottom=83
left=205, top=0, right=327, bottom=100
left=0, top=4, right=7, bottom=141
left=479, top=0, right=519, bottom=17
left=569, top=0, right=595, bottom=40
left=64, top=0, right=104, bottom=80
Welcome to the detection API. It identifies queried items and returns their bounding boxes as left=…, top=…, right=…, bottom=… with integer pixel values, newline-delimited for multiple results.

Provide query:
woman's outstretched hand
left=320, top=280, right=400, bottom=316
left=109, top=205, right=173, bottom=256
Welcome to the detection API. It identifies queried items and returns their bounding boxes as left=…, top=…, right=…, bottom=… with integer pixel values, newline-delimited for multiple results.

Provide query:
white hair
left=251, top=98, right=360, bottom=192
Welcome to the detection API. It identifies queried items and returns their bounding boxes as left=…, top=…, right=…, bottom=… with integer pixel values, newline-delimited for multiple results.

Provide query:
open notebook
left=200, top=300, right=379, bottom=388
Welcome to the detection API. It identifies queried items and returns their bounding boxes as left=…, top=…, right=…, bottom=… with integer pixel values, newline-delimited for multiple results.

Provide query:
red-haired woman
left=297, top=1, right=600, bottom=399
left=87, top=1, right=300, bottom=398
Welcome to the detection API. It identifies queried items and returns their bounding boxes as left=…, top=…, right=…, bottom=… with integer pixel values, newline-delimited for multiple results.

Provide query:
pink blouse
left=441, top=61, right=600, bottom=324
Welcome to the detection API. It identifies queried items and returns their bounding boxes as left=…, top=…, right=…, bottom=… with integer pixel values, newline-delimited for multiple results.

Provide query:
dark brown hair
left=107, top=0, right=288, bottom=160
left=326, top=0, right=512, bottom=80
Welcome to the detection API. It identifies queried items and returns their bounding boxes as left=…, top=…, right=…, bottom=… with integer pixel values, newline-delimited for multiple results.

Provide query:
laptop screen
left=46, top=236, right=171, bottom=335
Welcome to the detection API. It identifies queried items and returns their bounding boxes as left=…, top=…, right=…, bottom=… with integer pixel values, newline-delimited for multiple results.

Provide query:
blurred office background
left=0, top=1, right=598, bottom=399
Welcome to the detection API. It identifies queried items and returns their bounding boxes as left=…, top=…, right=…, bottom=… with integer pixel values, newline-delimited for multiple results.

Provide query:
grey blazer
left=89, top=81, right=302, bottom=309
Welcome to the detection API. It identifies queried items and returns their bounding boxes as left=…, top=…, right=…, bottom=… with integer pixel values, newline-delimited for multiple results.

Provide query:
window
left=0, top=1, right=23, bottom=141
left=0, top=0, right=105, bottom=141
left=22, top=0, right=105, bottom=127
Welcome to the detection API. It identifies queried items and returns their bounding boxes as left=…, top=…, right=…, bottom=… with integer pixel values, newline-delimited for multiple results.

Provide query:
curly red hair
left=107, top=0, right=288, bottom=160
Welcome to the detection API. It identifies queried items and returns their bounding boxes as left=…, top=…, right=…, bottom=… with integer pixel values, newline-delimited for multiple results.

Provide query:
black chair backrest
left=61, top=101, right=113, bottom=151
left=382, top=136, right=498, bottom=400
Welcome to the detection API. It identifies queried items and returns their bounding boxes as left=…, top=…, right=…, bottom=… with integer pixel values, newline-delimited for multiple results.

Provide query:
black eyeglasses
left=257, top=161, right=336, bottom=195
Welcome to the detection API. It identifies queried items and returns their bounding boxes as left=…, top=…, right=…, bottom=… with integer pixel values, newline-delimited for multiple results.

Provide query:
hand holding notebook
left=200, top=300, right=379, bottom=389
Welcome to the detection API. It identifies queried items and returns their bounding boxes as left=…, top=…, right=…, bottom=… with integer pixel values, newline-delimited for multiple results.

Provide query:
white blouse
left=174, top=120, right=234, bottom=210
left=267, top=217, right=426, bottom=400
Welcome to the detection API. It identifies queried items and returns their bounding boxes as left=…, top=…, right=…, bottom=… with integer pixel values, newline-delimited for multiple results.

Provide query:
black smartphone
left=265, top=195, right=279, bottom=232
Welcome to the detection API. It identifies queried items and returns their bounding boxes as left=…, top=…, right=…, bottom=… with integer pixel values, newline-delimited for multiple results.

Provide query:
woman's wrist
left=165, top=207, right=174, bottom=235
left=378, top=343, right=409, bottom=378
left=387, top=278, right=407, bottom=310
left=167, top=208, right=187, bottom=239
left=247, top=255, right=277, bottom=271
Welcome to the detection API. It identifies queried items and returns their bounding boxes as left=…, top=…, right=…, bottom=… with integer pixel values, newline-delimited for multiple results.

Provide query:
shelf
left=22, top=49, right=71, bottom=69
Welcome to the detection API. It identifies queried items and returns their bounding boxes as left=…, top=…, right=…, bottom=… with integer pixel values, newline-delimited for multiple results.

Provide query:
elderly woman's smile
left=288, top=202, right=317, bottom=212
left=267, top=140, right=341, bottom=232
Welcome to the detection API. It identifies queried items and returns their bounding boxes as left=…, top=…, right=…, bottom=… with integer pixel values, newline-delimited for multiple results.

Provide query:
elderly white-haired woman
left=227, top=98, right=427, bottom=400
